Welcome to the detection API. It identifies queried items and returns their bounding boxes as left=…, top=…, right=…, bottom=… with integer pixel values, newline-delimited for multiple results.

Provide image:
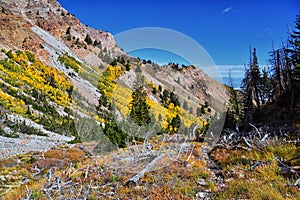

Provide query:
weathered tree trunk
left=126, top=153, right=165, bottom=186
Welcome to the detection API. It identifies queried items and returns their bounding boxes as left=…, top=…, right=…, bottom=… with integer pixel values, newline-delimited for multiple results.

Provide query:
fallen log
left=126, top=153, right=166, bottom=186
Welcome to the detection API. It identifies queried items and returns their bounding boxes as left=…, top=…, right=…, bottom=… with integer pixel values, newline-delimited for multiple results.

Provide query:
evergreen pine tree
left=103, top=114, right=128, bottom=148
left=170, top=91, right=180, bottom=107
left=241, top=47, right=260, bottom=124
left=169, top=114, right=181, bottom=133
left=84, top=34, right=93, bottom=45
left=129, top=76, right=151, bottom=126
left=268, top=43, right=284, bottom=98
left=161, top=89, right=170, bottom=107
left=261, top=67, right=272, bottom=103
left=289, top=14, right=300, bottom=100
left=66, top=26, right=71, bottom=35
left=250, top=48, right=263, bottom=108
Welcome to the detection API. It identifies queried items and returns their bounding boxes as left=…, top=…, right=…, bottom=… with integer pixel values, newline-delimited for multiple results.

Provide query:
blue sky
left=57, top=0, right=299, bottom=87
left=58, top=0, right=298, bottom=65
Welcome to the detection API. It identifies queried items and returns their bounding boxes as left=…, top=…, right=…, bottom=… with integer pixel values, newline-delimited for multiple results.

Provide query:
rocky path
left=196, top=144, right=226, bottom=199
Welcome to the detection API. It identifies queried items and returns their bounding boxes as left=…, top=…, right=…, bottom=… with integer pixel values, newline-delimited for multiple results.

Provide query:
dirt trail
left=196, top=144, right=226, bottom=199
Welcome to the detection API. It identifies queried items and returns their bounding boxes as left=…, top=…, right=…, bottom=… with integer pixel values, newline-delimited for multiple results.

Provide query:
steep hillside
left=0, top=0, right=235, bottom=199
left=0, top=0, right=229, bottom=156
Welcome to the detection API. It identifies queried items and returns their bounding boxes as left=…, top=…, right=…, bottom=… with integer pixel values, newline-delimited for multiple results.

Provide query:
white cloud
left=222, top=6, right=233, bottom=14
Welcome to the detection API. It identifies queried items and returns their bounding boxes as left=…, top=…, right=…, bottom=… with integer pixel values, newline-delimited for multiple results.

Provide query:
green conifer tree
left=290, top=14, right=300, bottom=99
left=84, top=34, right=93, bottom=45
left=129, top=75, right=151, bottom=126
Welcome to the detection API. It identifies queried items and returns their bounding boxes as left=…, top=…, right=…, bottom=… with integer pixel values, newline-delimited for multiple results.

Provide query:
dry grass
left=211, top=141, right=300, bottom=200
left=0, top=139, right=212, bottom=199
left=2, top=138, right=298, bottom=199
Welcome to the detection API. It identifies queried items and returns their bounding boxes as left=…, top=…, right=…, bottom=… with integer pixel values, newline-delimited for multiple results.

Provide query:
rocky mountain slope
left=0, top=0, right=229, bottom=156
left=0, top=0, right=232, bottom=199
